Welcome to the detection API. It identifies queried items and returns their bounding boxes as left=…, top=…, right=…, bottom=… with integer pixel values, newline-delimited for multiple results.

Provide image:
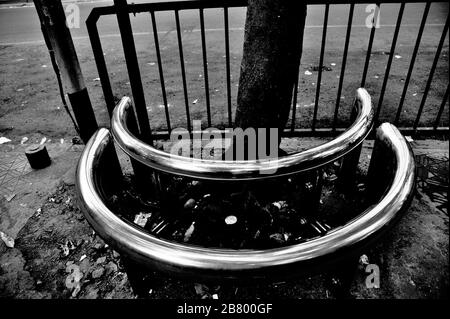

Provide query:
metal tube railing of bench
left=86, top=1, right=449, bottom=137
left=111, top=88, right=374, bottom=180
left=75, top=122, right=416, bottom=280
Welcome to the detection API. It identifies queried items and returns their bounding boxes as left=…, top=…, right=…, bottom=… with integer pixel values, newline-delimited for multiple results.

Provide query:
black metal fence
left=86, top=0, right=449, bottom=141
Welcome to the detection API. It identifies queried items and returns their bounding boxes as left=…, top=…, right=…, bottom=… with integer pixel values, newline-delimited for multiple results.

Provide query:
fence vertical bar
left=434, top=84, right=449, bottom=130
left=150, top=10, right=171, bottom=132
left=413, top=15, right=449, bottom=133
left=374, top=3, right=405, bottom=124
left=394, top=2, right=430, bottom=125
left=200, top=8, right=212, bottom=127
left=312, top=4, right=329, bottom=131
left=86, top=11, right=116, bottom=117
left=224, top=6, right=232, bottom=127
left=123, top=98, right=156, bottom=197
left=291, top=74, right=299, bottom=132
left=360, top=2, right=380, bottom=88
left=291, top=4, right=307, bottom=134
left=312, top=168, right=324, bottom=212
left=113, top=0, right=152, bottom=144
left=175, top=9, right=192, bottom=132
left=333, top=3, right=354, bottom=132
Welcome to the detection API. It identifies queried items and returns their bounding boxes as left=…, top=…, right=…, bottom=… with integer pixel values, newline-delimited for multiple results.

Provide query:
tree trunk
left=234, top=0, right=307, bottom=141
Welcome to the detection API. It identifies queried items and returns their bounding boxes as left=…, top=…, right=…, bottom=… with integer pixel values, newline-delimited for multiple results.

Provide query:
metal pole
left=33, top=0, right=98, bottom=144
left=39, top=18, right=80, bottom=136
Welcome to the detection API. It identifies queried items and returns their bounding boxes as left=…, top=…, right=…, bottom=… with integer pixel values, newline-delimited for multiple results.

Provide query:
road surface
left=0, top=1, right=448, bottom=46
left=0, top=0, right=448, bottom=141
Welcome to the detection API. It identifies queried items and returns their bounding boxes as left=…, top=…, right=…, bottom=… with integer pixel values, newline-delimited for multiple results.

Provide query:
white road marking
left=0, top=0, right=113, bottom=10
left=0, top=23, right=445, bottom=46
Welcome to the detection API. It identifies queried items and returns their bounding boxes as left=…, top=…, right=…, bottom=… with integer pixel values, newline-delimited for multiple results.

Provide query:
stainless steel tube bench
left=111, top=88, right=374, bottom=180
left=75, top=87, right=416, bottom=281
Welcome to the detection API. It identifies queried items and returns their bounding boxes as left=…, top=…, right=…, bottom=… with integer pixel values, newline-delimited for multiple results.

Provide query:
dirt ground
left=0, top=139, right=448, bottom=299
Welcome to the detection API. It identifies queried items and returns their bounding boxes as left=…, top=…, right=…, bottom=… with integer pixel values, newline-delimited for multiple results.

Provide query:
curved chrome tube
left=111, top=88, right=374, bottom=180
left=76, top=123, right=415, bottom=280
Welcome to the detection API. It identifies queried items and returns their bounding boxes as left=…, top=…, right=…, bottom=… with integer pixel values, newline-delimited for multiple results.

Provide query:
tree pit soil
left=106, top=161, right=370, bottom=251
left=1, top=170, right=373, bottom=299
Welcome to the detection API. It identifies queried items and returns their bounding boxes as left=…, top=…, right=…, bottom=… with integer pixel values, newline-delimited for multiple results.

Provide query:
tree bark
left=234, top=0, right=307, bottom=140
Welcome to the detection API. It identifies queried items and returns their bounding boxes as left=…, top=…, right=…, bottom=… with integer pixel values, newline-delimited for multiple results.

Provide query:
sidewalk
left=0, top=140, right=83, bottom=239
left=0, top=138, right=448, bottom=298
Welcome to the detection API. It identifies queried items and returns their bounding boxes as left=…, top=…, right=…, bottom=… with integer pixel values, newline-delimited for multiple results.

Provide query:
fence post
left=34, top=0, right=98, bottom=144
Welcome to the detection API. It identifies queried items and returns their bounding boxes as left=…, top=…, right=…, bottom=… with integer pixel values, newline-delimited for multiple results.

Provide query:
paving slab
left=0, top=142, right=83, bottom=239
